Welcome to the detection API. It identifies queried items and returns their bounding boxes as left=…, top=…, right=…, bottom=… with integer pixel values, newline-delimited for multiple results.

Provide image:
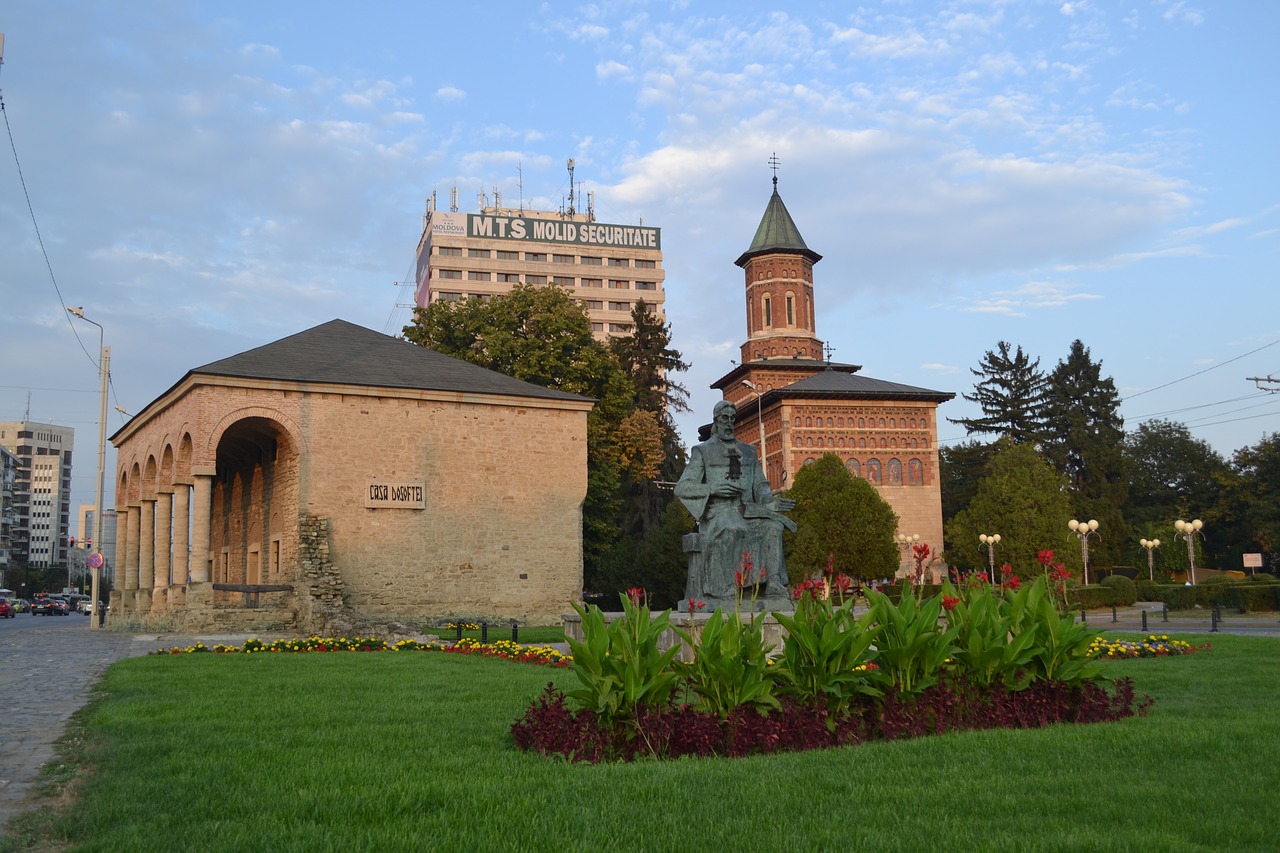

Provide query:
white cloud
left=435, top=85, right=466, bottom=102
left=596, top=59, right=631, bottom=80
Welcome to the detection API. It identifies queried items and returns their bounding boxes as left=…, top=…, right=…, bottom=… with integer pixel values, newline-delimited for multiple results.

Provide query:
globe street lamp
left=1139, top=538, right=1161, bottom=582
left=67, top=306, right=110, bottom=629
left=1174, top=519, right=1205, bottom=584
left=1068, top=519, right=1100, bottom=586
left=978, top=533, right=1001, bottom=583
left=740, top=380, right=768, bottom=483
left=896, top=532, right=919, bottom=580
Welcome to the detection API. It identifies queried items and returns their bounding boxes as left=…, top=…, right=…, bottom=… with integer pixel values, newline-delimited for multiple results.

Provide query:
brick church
left=714, top=177, right=954, bottom=556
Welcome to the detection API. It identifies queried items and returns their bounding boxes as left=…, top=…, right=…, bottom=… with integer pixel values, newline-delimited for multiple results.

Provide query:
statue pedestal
left=678, top=595, right=794, bottom=613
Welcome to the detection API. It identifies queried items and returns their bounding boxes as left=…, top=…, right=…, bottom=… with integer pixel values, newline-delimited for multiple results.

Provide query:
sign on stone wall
left=365, top=481, right=426, bottom=509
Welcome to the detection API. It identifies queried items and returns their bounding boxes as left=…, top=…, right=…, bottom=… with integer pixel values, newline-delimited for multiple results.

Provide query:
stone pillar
left=114, top=506, right=130, bottom=590
left=173, top=484, right=190, bottom=585
left=138, top=499, right=155, bottom=591
left=192, top=474, right=213, bottom=583
left=124, top=506, right=141, bottom=592
left=154, top=491, right=173, bottom=591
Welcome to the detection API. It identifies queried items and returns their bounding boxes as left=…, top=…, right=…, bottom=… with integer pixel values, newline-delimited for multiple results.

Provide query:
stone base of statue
left=678, top=592, right=794, bottom=613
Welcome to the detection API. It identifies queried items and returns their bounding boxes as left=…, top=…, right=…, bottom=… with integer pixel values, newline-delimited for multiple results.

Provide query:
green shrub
left=1200, top=575, right=1234, bottom=585
left=1100, top=575, right=1137, bottom=606
left=1230, top=584, right=1280, bottom=614
left=1069, top=585, right=1115, bottom=609
left=1134, top=579, right=1161, bottom=602
left=1249, top=573, right=1276, bottom=582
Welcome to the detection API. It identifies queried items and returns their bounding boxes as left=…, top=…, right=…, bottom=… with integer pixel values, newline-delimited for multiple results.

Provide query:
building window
left=581, top=300, right=602, bottom=310
left=496, top=273, right=520, bottom=283
left=888, top=459, right=903, bottom=485
left=526, top=274, right=547, bottom=284
left=468, top=248, right=490, bottom=258
left=786, top=294, right=794, bottom=325
left=553, top=276, right=574, bottom=287
left=635, top=259, right=656, bottom=269
left=635, top=281, right=656, bottom=290
left=438, top=269, right=462, bottom=279
left=803, top=457, right=815, bottom=466
left=608, top=257, right=629, bottom=267
left=497, top=250, right=520, bottom=261
left=553, top=253, right=574, bottom=264
left=582, top=278, right=602, bottom=288
left=591, top=322, right=604, bottom=332
left=608, top=301, right=629, bottom=311
left=581, top=255, right=602, bottom=265
left=437, top=246, right=462, bottom=256
left=763, top=295, right=772, bottom=327
left=609, top=323, right=633, bottom=333
left=608, top=280, right=629, bottom=289
left=525, top=252, right=546, bottom=262
left=468, top=271, right=491, bottom=281
left=435, top=291, right=462, bottom=301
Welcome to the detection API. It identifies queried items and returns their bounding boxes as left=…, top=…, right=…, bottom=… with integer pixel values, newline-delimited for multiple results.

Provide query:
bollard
left=455, top=623, right=463, bottom=642
left=1112, top=603, right=1118, bottom=623
left=1162, top=602, right=1169, bottom=622
left=1142, top=610, right=1148, bottom=632
left=481, top=621, right=488, bottom=643
left=511, top=621, right=519, bottom=643
left=1080, top=608, right=1087, bottom=624
left=1211, top=606, right=1219, bottom=633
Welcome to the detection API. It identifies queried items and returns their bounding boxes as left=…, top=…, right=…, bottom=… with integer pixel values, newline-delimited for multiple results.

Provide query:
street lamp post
left=1068, top=519, right=1100, bottom=586
left=67, top=306, right=109, bottom=629
left=978, top=533, right=1001, bottom=583
left=1174, top=519, right=1204, bottom=584
left=1139, top=538, right=1161, bottom=581
left=740, top=380, right=768, bottom=483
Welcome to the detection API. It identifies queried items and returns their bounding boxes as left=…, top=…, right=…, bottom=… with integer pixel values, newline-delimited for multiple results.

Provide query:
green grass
left=6, top=633, right=1280, bottom=852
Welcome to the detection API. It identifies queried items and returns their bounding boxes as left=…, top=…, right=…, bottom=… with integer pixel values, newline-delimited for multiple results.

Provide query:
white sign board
left=1243, top=553, right=1263, bottom=568
left=365, top=481, right=426, bottom=509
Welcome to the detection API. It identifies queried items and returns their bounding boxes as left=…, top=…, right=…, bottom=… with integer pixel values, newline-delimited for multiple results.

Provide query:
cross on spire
left=824, top=341, right=835, bottom=364
left=769, top=152, right=781, bottom=188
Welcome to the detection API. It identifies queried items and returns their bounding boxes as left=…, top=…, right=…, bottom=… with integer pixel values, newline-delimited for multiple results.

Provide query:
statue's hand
left=772, top=497, right=796, bottom=511
left=713, top=482, right=745, bottom=498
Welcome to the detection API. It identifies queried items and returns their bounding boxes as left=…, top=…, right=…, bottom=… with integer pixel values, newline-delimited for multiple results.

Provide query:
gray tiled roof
left=782, top=368, right=953, bottom=402
left=190, top=319, right=592, bottom=403
left=735, top=185, right=823, bottom=266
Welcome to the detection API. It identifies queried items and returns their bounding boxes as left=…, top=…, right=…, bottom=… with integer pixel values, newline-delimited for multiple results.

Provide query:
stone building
left=713, top=179, right=954, bottom=559
left=108, top=319, right=593, bottom=632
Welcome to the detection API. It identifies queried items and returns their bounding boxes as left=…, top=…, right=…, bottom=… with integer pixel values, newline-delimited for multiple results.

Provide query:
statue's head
left=712, top=400, right=737, bottom=441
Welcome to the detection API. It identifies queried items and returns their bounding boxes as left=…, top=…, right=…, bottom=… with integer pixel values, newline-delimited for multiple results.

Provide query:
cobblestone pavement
left=0, top=616, right=253, bottom=829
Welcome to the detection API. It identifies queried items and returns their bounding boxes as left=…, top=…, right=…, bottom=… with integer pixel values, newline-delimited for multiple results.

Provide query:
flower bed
left=513, top=575, right=1168, bottom=763
left=1089, top=634, right=1211, bottom=659
left=148, top=635, right=570, bottom=666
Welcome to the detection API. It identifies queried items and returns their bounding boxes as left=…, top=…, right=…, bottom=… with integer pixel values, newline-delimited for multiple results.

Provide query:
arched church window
left=867, top=459, right=881, bottom=484
left=846, top=458, right=861, bottom=478
left=888, top=458, right=903, bottom=485
left=908, top=459, right=923, bottom=486
left=858, top=418, right=866, bottom=428
left=786, top=293, right=795, bottom=326
left=794, top=416, right=802, bottom=427
left=763, top=295, right=772, bottom=327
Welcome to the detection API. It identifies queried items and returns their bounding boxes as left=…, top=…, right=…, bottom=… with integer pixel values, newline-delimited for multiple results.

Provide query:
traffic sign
left=88, top=552, right=105, bottom=569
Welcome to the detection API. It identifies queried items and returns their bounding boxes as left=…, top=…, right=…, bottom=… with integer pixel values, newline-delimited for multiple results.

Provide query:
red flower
left=824, top=553, right=837, bottom=578
left=941, top=594, right=961, bottom=611
left=688, top=599, right=707, bottom=612
left=1036, top=549, right=1055, bottom=566
left=625, top=586, right=647, bottom=606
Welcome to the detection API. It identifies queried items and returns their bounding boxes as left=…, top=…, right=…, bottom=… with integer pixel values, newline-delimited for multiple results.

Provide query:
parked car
left=0, top=597, right=14, bottom=618
left=31, top=597, right=69, bottom=616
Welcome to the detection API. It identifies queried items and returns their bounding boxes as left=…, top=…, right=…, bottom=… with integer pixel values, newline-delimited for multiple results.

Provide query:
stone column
left=124, top=506, right=141, bottom=591
left=191, top=473, right=213, bottom=583
left=172, top=484, right=190, bottom=585
left=155, top=491, right=173, bottom=591
left=114, top=507, right=130, bottom=590
left=138, top=499, right=155, bottom=592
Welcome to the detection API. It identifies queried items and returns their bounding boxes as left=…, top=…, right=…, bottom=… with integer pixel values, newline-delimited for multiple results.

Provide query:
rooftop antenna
left=769, top=152, right=781, bottom=189
left=494, top=188, right=502, bottom=211
left=477, top=189, right=488, bottom=210
left=587, top=190, right=595, bottom=222
left=24, top=391, right=31, bottom=421
left=449, top=187, right=459, bottom=213
left=566, top=158, right=576, bottom=216
left=518, top=162, right=525, bottom=214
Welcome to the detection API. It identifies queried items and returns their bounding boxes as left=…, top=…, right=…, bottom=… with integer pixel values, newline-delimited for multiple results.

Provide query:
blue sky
left=2, top=0, right=1277, bottom=533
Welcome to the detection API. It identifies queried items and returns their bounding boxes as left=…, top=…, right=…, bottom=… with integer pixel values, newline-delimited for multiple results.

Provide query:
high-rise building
left=413, top=189, right=665, bottom=340
left=1, top=443, right=18, bottom=581
left=0, top=421, right=75, bottom=569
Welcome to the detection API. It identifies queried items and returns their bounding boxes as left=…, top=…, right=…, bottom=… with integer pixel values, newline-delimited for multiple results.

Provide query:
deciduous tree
left=783, top=453, right=900, bottom=581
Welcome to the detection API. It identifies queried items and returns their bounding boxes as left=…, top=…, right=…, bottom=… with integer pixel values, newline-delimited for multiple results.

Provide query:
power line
left=1124, top=338, right=1280, bottom=400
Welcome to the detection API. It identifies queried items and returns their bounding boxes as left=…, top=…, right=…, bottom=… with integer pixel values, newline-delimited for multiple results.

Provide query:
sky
left=2, top=0, right=1277, bottom=537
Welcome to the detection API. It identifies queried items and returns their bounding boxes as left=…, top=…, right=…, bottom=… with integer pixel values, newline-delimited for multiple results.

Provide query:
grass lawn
left=5, top=633, right=1279, bottom=852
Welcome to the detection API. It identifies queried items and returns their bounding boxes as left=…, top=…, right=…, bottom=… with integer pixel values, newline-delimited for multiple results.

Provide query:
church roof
left=780, top=368, right=954, bottom=403
left=735, top=182, right=823, bottom=267
left=189, top=319, right=593, bottom=403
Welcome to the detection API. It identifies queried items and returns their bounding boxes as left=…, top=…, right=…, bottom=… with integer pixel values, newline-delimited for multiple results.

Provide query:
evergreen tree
left=1218, top=433, right=1280, bottom=572
left=1041, top=340, right=1129, bottom=566
left=949, top=341, right=1049, bottom=443
left=944, top=440, right=1072, bottom=578
left=783, top=453, right=900, bottom=581
left=939, top=439, right=996, bottom=525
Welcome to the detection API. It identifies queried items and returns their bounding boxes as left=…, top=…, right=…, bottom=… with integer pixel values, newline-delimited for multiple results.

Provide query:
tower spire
left=768, top=152, right=780, bottom=189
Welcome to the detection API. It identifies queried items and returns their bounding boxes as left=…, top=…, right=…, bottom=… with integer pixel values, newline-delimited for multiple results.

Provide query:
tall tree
left=939, top=439, right=996, bottom=525
left=1041, top=340, right=1129, bottom=566
left=783, top=453, right=900, bottom=581
left=948, top=341, right=1049, bottom=444
left=1218, top=433, right=1280, bottom=573
left=944, top=440, right=1073, bottom=578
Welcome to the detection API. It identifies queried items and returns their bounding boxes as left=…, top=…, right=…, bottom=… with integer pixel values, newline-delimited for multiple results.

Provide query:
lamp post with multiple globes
left=1174, top=519, right=1204, bottom=584
left=1068, top=519, right=1100, bottom=586
left=978, top=533, right=1001, bottom=583
left=1139, top=537, right=1161, bottom=581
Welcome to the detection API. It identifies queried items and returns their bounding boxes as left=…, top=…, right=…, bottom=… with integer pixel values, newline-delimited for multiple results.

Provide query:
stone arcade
left=108, top=319, right=593, bottom=632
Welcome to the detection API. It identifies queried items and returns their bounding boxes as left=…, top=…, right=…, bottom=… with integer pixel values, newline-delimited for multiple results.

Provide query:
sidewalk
left=1081, top=603, right=1280, bottom=637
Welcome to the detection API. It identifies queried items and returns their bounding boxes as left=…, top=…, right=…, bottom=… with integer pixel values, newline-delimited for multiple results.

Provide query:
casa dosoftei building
left=713, top=177, right=954, bottom=558
left=108, top=319, right=592, bottom=632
